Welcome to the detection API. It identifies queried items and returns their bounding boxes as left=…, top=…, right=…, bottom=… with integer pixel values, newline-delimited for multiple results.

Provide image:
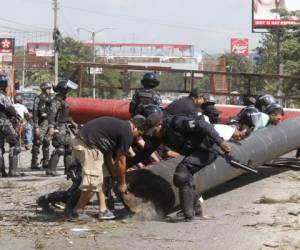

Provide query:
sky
left=1, top=0, right=265, bottom=54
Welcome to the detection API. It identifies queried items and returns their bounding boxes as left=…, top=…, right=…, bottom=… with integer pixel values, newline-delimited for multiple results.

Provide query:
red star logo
left=1, top=39, right=11, bottom=49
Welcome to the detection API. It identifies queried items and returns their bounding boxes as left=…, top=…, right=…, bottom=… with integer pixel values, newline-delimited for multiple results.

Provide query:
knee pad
left=52, top=133, right=64, bottom=148
left=12, top=146, right=21, bottom=155
left=53, top=147, right=65, bottom=156
left=52, top=139, right=61, bottom=148
left=9, top=146, right=21, bottom=157
left=173, top=164, right=192, bottom=187
left=42, top=139, right=50, bottom=148
left=34, top=139, right=42, bottom=146
left=7, top=135, right=18, bottom=146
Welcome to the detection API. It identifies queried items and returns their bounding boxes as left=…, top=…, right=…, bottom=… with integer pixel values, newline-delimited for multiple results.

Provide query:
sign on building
left=0, top=38, right=14, bottom=62
left=231, top=38, right=249, bottom=57
left=252, top=0, right=300, bottom=29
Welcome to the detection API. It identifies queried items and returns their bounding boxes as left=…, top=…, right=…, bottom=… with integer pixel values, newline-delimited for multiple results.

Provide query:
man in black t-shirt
left=72, top=116, right=147, bottom=220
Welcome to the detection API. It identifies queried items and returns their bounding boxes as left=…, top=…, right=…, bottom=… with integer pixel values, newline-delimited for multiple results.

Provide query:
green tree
left=55, top=37, right=92, bottom=81
left=221, top=53, right=253, bottom=93
left=255, top=27, right=300, bottom=99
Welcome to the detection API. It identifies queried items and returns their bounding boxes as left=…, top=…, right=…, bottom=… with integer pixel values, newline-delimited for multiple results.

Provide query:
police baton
left=211, top=147, right=258, bottom=174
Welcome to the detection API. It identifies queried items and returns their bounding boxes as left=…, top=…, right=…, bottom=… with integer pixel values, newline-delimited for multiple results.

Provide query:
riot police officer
left=202, top=94, right=219, bottom=124
left=46, top=80, right=78, bottom=176
left=129, top=72, right=161, bottom=116
left=0, top=75, right=21, bottom=177
left=37, top=159, right=82, bottom=214
left=130, top=112, right=231, bottom=221
left=31, top=82, right=52, bottom=170
left=230, top=106, right=261, bottom=130
left=231, top=103, right=284, bottom=131
left=164, top=87, right=205, bottom=116
left=255, top=94, right=277, bottom=112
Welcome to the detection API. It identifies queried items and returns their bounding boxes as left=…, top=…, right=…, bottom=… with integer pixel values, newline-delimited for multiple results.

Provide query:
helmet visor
left=66, top=80, right=78, bottom=90
left=250, top=112, right=262, bottom=127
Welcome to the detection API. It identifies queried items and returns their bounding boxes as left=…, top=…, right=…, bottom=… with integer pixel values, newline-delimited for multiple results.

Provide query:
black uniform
left=130, top=114, right=224, bottom=220
left=47, top=95, right=73, bottom=175
left=129, top=88, right=161, bottom=117
left=0, top=90, right=21, bottom=177
left=164, top=96, right=202, bottom=116
left=31, top=93, right=52, bottom=169
left=202, top=103, right=219, bottom=124
left=37, top=159, right=82, bottom=214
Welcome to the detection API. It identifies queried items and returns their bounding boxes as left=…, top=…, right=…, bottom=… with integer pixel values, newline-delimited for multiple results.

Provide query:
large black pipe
left=126, top=116, right=300, bottom=214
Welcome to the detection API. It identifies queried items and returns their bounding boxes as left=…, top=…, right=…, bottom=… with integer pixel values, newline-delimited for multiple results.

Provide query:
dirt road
left=0, top=149, right=299, bottom=250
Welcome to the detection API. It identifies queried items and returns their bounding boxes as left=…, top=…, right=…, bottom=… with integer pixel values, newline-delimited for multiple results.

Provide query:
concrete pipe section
left=126, top=116, right=300, bottom=215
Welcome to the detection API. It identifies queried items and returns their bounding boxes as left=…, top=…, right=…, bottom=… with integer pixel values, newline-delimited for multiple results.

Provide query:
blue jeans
left=24, top=122, right=33, bottom=145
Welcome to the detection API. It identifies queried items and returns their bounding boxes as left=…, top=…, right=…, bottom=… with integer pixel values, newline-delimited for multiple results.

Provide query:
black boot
left=8, top=155, right=20, bottom=177
left=42, top=147, right=50, bottom=169
left=0, top=157, right=7, bottom=177
left=296, top=148, right=300, bottom=158
left=64, top=154, right=72, bottom=175
left=194, top=195, right=203, bottom=217
left=31, top=144, right=41, bottom=170
left=179, top=185, right=195, bottom=221
left=31, top=159, right=41, bottom=170
left=46, top=154, right=60, bottom=176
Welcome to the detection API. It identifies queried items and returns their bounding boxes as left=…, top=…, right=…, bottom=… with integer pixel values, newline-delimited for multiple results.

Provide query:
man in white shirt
left=13, top=95, right=33, bottom=150
left=214, top=124, right=251, bottom=141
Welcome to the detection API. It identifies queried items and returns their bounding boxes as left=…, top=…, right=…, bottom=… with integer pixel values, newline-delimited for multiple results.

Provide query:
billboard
left=253, top=0, right=300, bottom=29
left=0, top=38, right=14, bottom=63
left=231, top=38, right=249, bottom=57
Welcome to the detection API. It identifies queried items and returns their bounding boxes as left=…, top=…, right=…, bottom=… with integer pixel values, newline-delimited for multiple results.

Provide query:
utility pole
left=53, top=0, right=59, bottom=86
left=92, top=31, right=96, bottom=98
left=77, top=27, right=112, bottom=98
left=276, top=28, right=284, bottom=105
left=22, top=49, right=26, bottom=88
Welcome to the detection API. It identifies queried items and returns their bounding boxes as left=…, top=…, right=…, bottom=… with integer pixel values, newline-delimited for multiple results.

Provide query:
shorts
left=72, top=137, right=109, bottom=192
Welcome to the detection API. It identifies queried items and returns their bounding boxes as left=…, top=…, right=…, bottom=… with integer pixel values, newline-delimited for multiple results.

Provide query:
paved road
left=0, top=148, right=299, bottom=250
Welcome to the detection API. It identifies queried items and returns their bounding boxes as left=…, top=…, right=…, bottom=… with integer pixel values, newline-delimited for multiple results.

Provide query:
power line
left=0, top=17, right=50, bottom=31
left=60, top=8, right=77, bottom=38
left=58, top=4, right=253, bottom=36
left=26, top=0, right=254, bottom=36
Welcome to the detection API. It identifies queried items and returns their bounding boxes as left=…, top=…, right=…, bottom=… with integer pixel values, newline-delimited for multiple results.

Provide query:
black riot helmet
left=265, top=103, right=284, bottom=115
left=203, top=94, right=216, bottom=105
left=40, top=82, right=52, bottom=90
left=53, top=80, right=78, bottom=93
left=141, top=72, right=160, bottom=88
left=238, top=106, right=261, bottom=128
left=0, top=74, right=8, bottom=89
left=140, top=104, right=163, bottom=118
left=255, top=94, right=276, bottom=112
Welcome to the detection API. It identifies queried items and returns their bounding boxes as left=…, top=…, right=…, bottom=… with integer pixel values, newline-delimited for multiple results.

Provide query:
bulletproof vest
left=131, top=88, right=160, bottom=115
left=164, top=116, right=191, bottom=155
left=164, top=115, right=207, bottom=155
left=53, top=96, right=71, bottom=125
left=0, top=90, right=14, bottom=119
left=37, top=94, right=51, bottom=120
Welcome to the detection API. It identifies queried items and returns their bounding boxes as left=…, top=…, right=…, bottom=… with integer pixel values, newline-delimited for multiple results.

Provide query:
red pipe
left=67, top=97, right=300, bottom=124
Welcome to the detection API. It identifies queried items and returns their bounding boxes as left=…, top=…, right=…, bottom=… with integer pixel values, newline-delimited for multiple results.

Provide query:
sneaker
left=176, top=210, right=184, bottom=218
left=98, top=209, right=115, bottom=220
left=31, top=165, right=41, bottom=170
left=46, top=170, right=60, bottom=177
left=70, top=212, right=91, bottom=221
